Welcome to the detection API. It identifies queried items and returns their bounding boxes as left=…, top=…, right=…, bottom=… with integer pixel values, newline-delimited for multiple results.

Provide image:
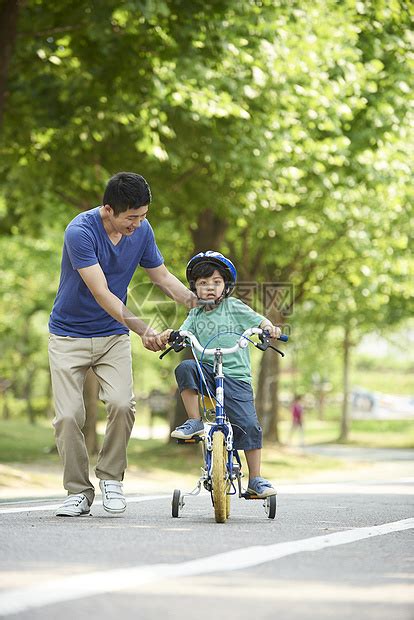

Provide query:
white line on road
left=0, top=495, right=167, bottom=514
left=1, top=517, right=413, bottom=616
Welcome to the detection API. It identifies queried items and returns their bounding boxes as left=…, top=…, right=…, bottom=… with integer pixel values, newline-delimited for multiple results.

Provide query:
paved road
left=302, top=444, right=414, bottom=462
left=1, top=477, right=413, bottom=620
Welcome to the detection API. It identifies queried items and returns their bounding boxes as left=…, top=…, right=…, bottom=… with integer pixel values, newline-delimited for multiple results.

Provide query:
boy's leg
left=222, top=376, right=275, bottom=497
left=92, top=335, right=136, bottom=482
left=171, top=360, right=215, bottom=438
left=244, top=448, right=261, bottom=479
left=48, top=334, right=95, bottom=505
left=180, top=388, right=200, bottom=419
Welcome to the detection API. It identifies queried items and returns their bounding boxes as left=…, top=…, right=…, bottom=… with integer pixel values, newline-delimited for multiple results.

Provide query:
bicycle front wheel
left=212, top=431, right=228, bottom=523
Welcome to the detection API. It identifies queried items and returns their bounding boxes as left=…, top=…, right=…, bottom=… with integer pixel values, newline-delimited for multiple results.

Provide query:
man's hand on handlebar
left=159, top=329, right=174, bottom=345
left=141, top=329, right=172, bottom=352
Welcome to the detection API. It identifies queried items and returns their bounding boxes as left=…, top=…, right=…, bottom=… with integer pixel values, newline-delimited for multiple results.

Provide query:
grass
left=350, top=369, right=414, bottom=395
left=126, top=433, right=343, bottom=481
left=342, top=419, right=414, bottom=449
left=1, top=415, right=412, bottom=493
left=1, top=361, right=411, bottom=495
left=0, top=418, right=58, bottom=463
left=279, top=416, right=414, bottom=449
left=0, top=418, right=342, bottom=484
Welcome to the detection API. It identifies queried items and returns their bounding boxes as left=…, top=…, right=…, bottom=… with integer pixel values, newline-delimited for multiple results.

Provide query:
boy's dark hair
left=103, top=172, right=152, bottom=215
left=190, top=261, right=228, bottom=288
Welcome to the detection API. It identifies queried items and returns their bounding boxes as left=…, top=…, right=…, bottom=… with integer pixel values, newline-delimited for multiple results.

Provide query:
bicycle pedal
left=241, top=492, right=261, bottom=500
left=176, top=435, right=205, bottom=444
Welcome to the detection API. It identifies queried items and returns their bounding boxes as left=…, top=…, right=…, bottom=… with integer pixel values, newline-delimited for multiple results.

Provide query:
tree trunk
left=0, top=379, right=11, bottom=419
left=261, top=306, right=284, bottom=443
left=190, top=209, right=228, bottom=252
left=339, top=324, right=351, bottom=442
left=24, top=367, right=36, bottom=425
left=83, top=369, right=99, bottom=455
left=317, top=389, right=326, bottom=421
left=255, top=352, right=272, bottom=435
left=0, top=0, right=20, bottom=126
left=265, top=351, right=281, bottom=442
left=2, top=393, right=10, bottom=419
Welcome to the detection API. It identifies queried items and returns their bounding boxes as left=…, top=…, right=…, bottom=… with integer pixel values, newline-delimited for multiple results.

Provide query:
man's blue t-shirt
left=49, top=207, right=164, bottom=337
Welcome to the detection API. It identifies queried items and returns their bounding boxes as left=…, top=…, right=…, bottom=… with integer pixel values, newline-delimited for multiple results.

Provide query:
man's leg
left=92, top=335, right=136, bottom=482
left=48, top=335, right=94, bottom=504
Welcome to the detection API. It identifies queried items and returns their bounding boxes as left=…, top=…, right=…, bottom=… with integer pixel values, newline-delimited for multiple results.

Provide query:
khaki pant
left=48, top=334, right=136, bottom=504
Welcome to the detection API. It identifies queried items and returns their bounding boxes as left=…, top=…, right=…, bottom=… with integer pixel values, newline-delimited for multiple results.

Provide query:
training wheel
left=172, top=489, right=182, bottom=518
left=264, top=494, right=277, bottom=519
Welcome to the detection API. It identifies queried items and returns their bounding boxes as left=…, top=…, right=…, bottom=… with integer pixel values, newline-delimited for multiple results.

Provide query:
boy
left=168, top=250, right=281, bottom=498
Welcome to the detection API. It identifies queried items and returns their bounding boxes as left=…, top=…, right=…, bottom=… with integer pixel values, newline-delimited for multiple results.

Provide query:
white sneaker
left=55, top=493, right=90, bottom=517
left=99, top=480, right=126, bottom=514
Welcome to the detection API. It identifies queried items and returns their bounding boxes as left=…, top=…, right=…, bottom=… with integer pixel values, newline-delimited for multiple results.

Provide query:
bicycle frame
left=204, top=348, right=236, bottom=495
left=166, top=326, right=288, bottom=519
left=179, top=327, right=263, bottom=498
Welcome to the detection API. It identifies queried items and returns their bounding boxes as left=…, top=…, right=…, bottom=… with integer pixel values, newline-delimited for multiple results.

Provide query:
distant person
left=48, top=172, right=196, bottom=517
left=289, top=394, right=304, bottom=447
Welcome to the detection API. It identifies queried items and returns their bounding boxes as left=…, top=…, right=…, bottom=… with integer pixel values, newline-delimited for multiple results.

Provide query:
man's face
left=105, top=204, right=149, bottom=235
left=195, top=270, right=225, bottom=301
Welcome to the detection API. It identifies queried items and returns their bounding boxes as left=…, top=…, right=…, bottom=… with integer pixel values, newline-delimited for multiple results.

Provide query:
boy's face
left=195, top=269, right=225, bottom=301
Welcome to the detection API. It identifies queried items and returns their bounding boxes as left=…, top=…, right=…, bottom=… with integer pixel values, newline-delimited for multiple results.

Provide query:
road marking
left=0, top=517, right=413, bottom=616
left=0, top=495, right=167, bottom=514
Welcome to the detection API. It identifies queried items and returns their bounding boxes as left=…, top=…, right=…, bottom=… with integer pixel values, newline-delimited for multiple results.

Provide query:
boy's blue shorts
left=175, top=360, right=262, bottom=450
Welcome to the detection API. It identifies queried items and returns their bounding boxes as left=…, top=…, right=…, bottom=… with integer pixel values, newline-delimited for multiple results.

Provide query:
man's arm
left=144, top=264, right=197, bottom=308
left=77, top=264, right=164, bottom=351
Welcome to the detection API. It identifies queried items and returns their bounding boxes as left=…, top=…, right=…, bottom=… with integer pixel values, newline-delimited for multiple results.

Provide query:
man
left=48, top=171, right=195, bottom=517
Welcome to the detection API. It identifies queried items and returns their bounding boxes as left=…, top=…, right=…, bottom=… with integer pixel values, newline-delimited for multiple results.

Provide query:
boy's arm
left=230, top=298, right=282, bottom=339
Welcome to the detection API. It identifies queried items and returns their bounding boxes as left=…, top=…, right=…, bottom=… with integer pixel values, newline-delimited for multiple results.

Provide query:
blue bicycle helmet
left=186, top=251, right=237, bottom=297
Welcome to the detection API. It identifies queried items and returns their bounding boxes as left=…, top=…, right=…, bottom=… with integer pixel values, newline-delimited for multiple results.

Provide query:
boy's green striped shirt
left=179, top=297, right=265, bottom=384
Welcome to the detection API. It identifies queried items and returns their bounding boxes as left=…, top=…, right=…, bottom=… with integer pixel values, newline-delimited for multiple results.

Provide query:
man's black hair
left=103, top=172, right=152, bottom=215
left=190, top=261, right=228, bottom=288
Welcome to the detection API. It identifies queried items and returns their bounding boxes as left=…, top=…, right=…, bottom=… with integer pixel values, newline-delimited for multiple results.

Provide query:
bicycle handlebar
left=159, top=327, right=288, bottom=360
left=181, top=327, right=261, bottom=355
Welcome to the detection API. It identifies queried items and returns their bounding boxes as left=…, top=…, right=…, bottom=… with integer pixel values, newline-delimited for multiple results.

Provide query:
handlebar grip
left=278, top=334, right=289, bottom=342
left=168, top=330, right=181, bottom=343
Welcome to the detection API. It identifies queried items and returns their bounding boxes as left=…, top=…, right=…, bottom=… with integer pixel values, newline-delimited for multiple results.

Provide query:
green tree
left=0, top=0, right=412, bottom=444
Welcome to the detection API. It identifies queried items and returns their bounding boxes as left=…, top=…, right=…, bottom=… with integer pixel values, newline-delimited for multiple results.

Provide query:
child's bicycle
left=160, top=327, right=288, bottom=523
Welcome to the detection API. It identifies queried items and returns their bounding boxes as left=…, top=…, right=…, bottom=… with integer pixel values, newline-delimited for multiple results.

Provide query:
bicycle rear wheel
left=212, top=431, right=227, bottom=523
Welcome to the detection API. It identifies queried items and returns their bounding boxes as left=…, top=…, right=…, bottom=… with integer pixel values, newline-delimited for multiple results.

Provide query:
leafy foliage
left=0, top=0, right=412, bottom=430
